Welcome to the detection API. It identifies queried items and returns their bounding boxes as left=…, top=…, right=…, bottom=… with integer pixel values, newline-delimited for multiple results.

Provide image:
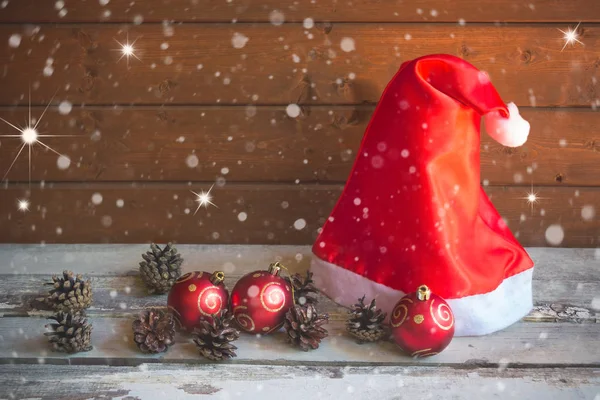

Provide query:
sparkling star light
left=0, top=89, right=73, bottom=187
left=558, top=22, right=584, bottom=52
left=190, top=185, right=218, bottom=215
left=520, top=184, right=545, bottom=214
left=17, top=199, right=29, bottom=212
left=113, top=34, right=141, bottom=66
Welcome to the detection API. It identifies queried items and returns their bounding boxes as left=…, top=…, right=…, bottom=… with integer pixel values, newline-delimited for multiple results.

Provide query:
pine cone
left=284, top=303, right=329, bottom=351
left=132, top=309, right=176, bottom=354
left=192, top=310, right=240, bottom=361
left=44, top=271, right=92, bottom=312
left=346, top=296, right=387, bottom=343
left=44, top=311, right=92, bottom=353
left=289, top=270, right=319, bottom=305
left=139, top=243, right=183, bottom=294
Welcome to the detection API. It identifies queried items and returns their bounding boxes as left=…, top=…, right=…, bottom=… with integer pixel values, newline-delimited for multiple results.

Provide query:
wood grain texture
left=1, top=25, right=598, bottom=106
left=2, top=273, right=597, bottom=320
left=1, top=184, right=599, bottom=246
left=1, top=317, right=599, bottom=366
left=2, top=0, right=599, bottom=23
left=1, top=106, right=599, bottom=185
left=1, top=365, right=598, bottom=400
left=0, top=246, right=597, bottom=318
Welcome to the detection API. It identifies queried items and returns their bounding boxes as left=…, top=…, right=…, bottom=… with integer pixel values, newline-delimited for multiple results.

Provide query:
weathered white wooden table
left=0, top=245, right=598, bottom=399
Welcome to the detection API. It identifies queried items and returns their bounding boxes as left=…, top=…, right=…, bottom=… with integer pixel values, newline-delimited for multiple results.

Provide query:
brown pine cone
left=139, top=243, right=183, bottom=294
left=288, top=270, right=319, bottom=305
left=284, top=303, right=329, bottom=351
left=346, top=296, right=387, bottom=343
left=132, top=309, right=176, bottom=354
left=45, top=311, right=93, bottom=353
left=192, top=310, right=240, bottom=361
left=44, top=271, right=92, bottom=312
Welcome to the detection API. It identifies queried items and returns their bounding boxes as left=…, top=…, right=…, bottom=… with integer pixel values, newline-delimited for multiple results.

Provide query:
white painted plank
left=0, top=244, right=314, bottom=275
left=1, top=245, right=598, bottom=280
left=0, top=245, right=598, bottom=316
left=0, top=364, right=598, bottom=400
left=0, top=275, right=597, bottom=324
left=1, top=317, right=599, bottom=366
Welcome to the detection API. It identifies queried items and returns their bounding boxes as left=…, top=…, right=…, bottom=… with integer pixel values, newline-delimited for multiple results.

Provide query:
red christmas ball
left=167, top=271, right=229, bottom=331
left=390, top=285, right=455, bottom=358
left=230, top=262, right=293, bottom=335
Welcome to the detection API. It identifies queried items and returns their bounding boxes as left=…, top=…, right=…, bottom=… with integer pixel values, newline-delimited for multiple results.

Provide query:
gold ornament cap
left=210, top=271, right=225, bottom=285
left=268, top=262, right=283, bottom=276
left=416, top=285, right=431, bottom=301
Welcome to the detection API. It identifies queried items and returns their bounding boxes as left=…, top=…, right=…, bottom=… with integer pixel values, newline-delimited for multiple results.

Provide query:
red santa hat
left=311, top=54, right=534, bottom=336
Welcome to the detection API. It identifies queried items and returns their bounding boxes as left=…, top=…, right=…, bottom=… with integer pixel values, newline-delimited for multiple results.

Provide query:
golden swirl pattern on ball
left=390, top=298, right=413, bottom=327
left=197, top=286, right=223, bottom=316
left=411, top=348, right=439, bottom=358
left=175, top=271, right=199, bottom=284
left=430, top=299, right=454, bottom=331
left=260, top=282, right=286, bottom=313
left=233, top=306, right=256, bottom=332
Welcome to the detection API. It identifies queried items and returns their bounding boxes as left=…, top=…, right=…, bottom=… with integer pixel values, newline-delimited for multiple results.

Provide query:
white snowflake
left=293, top=219, right=307, bottom=230
left=186, top=154, right=199, bottom=168
left=303, top=18, right=314, bottom=29
left=8, top=34, right=21, bottom=48
left=91, top=193, right=103, bottom=205
left=57, top=155, right=71, bottom=170
left=231, top=32, right=249, bottom=49
left=545, top=224, right=564, bottom=246
left=340, top=37, right=355, bottom=52
left=269, top=10, right=285, bottom=26
left=286, top=104, right=301, bottom=118
left=58, top=101, right=72, bottom=115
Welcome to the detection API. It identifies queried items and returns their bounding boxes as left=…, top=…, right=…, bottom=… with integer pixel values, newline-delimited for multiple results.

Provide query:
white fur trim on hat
left=484, top=102, right=530, bottom=148
left=311, top=256, right=533, bottom=337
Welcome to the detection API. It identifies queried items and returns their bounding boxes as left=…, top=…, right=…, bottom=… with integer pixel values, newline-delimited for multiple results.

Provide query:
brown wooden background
left=0, top=1, right=599, bottom=246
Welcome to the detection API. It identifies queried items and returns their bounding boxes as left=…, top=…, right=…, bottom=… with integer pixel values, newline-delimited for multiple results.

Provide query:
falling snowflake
left=231, top=32, right=249, bottom=49
left=43, top=65, right=54, bottom=77
left=293, top=219, right=307, bottom=230
left=57, top=155, right=71, bottom=170
left=303, top=18, right=314, bottom=29
left=101, top=216, right=113, bottom=227
left=286, top=104, right=301, bottom=118
left=186, top=154, right=199, bottom=168
left=269, top=10, right=285, bottom=26
left=371, top=155, right=384, bottom=169
left=91, top=193, right=103, bottom=205
left=545, top=224, right=564, bottom=246
left=581, top=205, right=595, bottom=221
left=58, top=101, right=72, bottom=115
left=340, top=37, right=355, bottom=52
left=8, top=34, right=21, bottom=48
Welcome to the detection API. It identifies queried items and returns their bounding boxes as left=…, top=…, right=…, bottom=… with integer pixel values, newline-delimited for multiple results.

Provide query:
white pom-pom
left=484, top=102, right=530, bottom=147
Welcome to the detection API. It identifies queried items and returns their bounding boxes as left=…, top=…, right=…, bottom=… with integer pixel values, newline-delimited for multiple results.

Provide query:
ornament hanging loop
left=416, top=285, right=431, bottom=301
left=210, top=271, right=225, bottom=285
left=268, top=262, right=282, bottom=276
left=269, top=261, right=295, bottom=302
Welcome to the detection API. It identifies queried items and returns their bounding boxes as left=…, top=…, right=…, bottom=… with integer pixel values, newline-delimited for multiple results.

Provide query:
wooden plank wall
left=0, top=1, right=599, bottom=246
